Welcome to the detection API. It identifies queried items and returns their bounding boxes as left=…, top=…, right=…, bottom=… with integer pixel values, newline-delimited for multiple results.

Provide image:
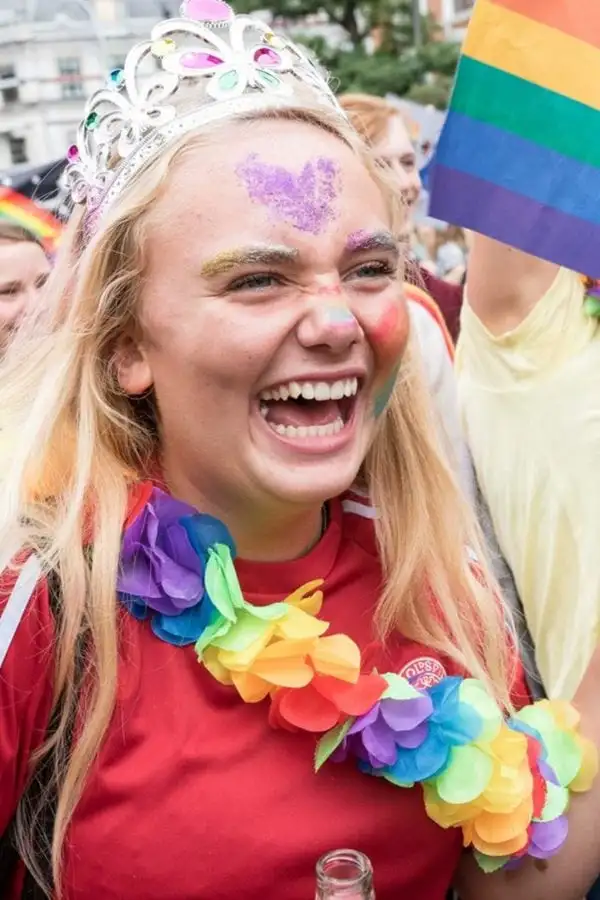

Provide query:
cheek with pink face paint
left=362, top=301, right=409, bottom=417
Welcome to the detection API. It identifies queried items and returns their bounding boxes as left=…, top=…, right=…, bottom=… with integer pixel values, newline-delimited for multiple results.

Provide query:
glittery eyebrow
left=345, top=229, right=400, bottom=258
left=200, top=244, right=300, bottom=277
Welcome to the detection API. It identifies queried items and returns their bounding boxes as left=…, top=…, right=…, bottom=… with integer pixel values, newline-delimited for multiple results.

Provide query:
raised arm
left=466, top=235, right=560, bottom=336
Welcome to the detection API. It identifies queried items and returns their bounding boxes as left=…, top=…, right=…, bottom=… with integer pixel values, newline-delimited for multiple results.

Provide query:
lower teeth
left=267, top=417, right=345, bottom=438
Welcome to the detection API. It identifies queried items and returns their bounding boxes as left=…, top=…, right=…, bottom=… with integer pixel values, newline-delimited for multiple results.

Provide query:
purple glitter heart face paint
left=235, top=154, right=341, bottom=235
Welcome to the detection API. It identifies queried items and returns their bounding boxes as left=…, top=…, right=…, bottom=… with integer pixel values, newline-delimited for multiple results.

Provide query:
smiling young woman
left=0, top=5, right=598, bottom=900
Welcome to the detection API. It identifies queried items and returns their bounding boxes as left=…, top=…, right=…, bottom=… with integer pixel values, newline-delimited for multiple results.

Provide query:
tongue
left=265, top=399, right=342, bottom=428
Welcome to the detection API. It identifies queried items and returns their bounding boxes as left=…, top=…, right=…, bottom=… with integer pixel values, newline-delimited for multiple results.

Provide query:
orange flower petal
left=474, top=797, right=533, bottom=845
left=231, top=670, right=272, bottom=703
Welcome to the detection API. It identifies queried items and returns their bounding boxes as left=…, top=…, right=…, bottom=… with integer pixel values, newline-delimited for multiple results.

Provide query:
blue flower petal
left=428, top=677, right=462, bottom=720
left=182, top=514, right=236, bottom=558
left=151, top=599, right=219, bottom=647
left=385, top=729, right=450, bottom=783
left=439, top=702, right=483, bottom=745
left=120, top=593, right=150, bottom=620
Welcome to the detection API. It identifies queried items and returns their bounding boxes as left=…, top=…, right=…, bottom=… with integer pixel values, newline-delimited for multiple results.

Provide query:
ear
left=114, top=335, right=153, bottom=396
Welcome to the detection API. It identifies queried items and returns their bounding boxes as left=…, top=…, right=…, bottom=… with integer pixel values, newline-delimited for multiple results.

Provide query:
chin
left=256, top=454, right=363, bottom=508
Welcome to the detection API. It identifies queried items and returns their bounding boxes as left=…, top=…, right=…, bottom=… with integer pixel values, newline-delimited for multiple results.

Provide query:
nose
left=296, top=302, right=363, bottom=356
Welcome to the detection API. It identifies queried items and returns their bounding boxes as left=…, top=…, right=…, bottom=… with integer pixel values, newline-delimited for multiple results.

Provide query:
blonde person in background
left=458, top=238, right=600, bottom=702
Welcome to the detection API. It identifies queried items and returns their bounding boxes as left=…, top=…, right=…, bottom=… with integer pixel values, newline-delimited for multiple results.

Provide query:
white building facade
left=0, top=0, right=181, bottom=171
left=422, top=0, right=474, bottom=40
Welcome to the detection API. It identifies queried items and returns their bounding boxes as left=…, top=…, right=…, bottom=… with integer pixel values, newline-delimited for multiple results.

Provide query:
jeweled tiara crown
left=65, top=0, right=344, bottom=220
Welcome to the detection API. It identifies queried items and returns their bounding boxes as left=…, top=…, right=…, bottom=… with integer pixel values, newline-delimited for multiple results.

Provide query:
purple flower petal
left=380, top=695, right=433, bottom=731
left=163, top=520, right=204, bottom=576
left=362, top=719, right=398, bottom=767
left=348, top=703, right=380, bottom=734
left=538, top=759, right=559, bottom=785
left=151, top=545, right=204, bottom=603
left=530, top=817, right=568, bottom=858
left=394, top=720, right=429, bottom=749
left=118, top=552, right=163, bottom=600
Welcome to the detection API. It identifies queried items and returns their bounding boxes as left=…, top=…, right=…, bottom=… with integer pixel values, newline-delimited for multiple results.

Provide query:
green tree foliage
left=234, top=0, right=460, bottom=108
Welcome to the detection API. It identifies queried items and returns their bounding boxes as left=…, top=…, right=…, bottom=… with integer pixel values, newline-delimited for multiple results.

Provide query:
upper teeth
left=259, top=378, right=359, bottom=402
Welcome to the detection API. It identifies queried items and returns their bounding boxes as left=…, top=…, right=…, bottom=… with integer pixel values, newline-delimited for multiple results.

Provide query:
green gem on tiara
left=257, top=69, right=281, bottom=89
left=85, top=111, right=99, bottom=130
left=152, top=38, right=176, bottom=58
left=217, top=69, right=240, bottom=92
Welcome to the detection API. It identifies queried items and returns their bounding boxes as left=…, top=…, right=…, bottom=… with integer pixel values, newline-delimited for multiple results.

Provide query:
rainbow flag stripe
left=429, top=0, right=600, bottom=278
left=0, top=187, right=61, bottom=251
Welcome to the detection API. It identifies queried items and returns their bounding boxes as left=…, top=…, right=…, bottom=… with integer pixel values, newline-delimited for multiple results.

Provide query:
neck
left=162, top=469, right=324, bottom=562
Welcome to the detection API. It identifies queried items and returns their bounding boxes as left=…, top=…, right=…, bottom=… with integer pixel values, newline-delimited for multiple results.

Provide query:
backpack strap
left=0, top=567, right=85, bottom=899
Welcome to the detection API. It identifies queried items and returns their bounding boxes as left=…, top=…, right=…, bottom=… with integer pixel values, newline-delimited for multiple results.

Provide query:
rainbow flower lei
left=118, top=483, right=598, bottom=873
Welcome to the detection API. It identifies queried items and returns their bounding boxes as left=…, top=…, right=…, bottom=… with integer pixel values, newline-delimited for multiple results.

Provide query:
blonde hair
left=0, top=103, right=512, bottom=895
left=338, top=92, right=416, bottom=148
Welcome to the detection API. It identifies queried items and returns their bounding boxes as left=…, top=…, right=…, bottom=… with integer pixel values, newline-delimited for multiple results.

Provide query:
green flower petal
left=382, top=673, right=422, bottom=701
left=211, top=610, right=273, bottom=652
left=195, top=614, right=229, bottom=656
left=436, top=744, right=493, bottom=804
left=314, top=718, right=354, bottom=772
left=459, top=679, right=502, bottom=742
left=536, top=782, right=569, bottom=822
left=473, top=851, right=510, bottom=874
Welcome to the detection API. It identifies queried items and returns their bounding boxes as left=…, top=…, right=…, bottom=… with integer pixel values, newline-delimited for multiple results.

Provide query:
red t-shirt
left=0, top=492, right=522, bottom=899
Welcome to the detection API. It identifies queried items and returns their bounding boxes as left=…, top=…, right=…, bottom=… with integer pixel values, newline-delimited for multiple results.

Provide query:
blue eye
left=350, top=262, right=397, bottom=279
left=228, top=272, right=281, bottom=292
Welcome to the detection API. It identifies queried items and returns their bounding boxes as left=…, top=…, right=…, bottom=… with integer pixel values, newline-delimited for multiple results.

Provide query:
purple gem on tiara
left=67, top=144, right=80, bottom=163
left=181, top=0, right=234, bottom=22
left=181, top=51, right=224, bottom=69
left=254, top=47, right=281, bottom=67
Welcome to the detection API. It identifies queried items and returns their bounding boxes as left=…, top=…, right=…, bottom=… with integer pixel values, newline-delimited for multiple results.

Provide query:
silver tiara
left=64, top=0, right=344, bottom=220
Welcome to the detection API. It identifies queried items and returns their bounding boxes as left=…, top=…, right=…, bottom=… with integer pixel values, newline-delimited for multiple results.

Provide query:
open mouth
left=258, top=377, right=360, bottom=439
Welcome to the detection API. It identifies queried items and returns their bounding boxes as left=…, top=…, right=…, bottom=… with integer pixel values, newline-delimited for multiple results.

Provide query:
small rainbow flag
left=0, top=187, right=62, bottom=253
left=429, top=0, right=600, bottom=279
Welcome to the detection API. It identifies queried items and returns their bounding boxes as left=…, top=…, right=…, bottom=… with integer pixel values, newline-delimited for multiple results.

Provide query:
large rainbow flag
left=429, top=0, right=600, bottom=279
left=0, top=187, right=62, bottom=253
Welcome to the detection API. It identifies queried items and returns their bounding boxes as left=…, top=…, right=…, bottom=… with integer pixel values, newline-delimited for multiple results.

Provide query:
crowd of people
left=0, top=3, right=599, bottom=899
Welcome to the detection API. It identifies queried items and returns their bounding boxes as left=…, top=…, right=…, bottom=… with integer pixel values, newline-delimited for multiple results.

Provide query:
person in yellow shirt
left=457, top=236, right=600, bottom=700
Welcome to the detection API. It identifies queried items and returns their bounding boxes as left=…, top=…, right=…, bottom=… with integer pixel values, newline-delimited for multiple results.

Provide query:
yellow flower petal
left=218, top=628, right=276, bottom=671
left=275, top=605, right=329, bottom=640
left=249, top=637, right=317, bottom=687
left=285, top=580, right=325, bottom=615
left=570, top=736, right=599, bottom=792
left=309, top=634, right=361, bottom=682
left=202, top=645, right=233, bottom=685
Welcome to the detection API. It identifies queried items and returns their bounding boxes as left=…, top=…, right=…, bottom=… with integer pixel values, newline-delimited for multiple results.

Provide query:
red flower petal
left=275, top=684, right=343, bottom=733
left=313, top=672, right=387, bottom=715
left=125, top=481, right=154, bottom=529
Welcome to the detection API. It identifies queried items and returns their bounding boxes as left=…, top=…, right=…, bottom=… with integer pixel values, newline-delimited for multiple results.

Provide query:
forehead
left=0, top=239, right=49, bottom=279
left=375, top=114, right=414, bottom=157
left=147, top=118, right=391, bottom=261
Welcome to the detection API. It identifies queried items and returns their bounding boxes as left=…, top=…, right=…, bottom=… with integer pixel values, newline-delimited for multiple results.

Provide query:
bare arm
left=466, top=235, right=560, bottom=336
left=456, top=648, right=600, bottom=900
